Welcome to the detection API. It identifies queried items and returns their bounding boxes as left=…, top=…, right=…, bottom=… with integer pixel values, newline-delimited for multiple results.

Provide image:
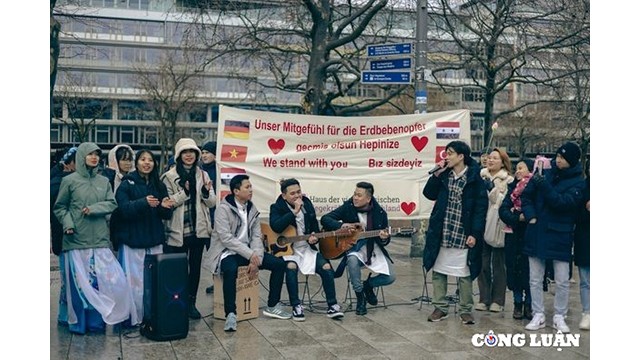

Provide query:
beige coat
left=161, top=167, right=216, bottom=246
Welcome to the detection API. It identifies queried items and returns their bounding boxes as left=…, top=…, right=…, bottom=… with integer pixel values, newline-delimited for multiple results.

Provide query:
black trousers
left=220, top=253, right=286, bottom=316
left=164, top=235, right=206, bottom=302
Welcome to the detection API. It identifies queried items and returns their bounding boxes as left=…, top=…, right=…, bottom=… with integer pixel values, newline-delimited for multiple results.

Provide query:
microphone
left=428, top=162, right=447, bottom=175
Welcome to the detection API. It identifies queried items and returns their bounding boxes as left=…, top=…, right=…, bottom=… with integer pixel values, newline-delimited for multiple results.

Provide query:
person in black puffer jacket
left=521, top=142, right=585, bottom=333
left=113, top=149, right=174, bottom=326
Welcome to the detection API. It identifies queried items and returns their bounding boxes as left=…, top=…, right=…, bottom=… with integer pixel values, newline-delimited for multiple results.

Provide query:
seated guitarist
left=209, top=174, right=295, bottom=332
left=269, top=178, right=344, bottom=321
left=320, top=182, right=395, bottom=315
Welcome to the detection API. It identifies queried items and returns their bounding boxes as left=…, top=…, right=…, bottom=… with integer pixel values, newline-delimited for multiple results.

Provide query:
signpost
left=367, top=43, right=413, bottom=57
left=370, top=58, right=412, bottom=71
left=361, top=71, right=412, bottom=84
left=362, top=42, right=414, bottom=85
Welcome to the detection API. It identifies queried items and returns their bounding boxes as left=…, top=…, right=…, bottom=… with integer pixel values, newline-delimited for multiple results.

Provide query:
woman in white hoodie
left=161, top=138, right=216, bottom=319
left=475, top=148, right=514, bottom=313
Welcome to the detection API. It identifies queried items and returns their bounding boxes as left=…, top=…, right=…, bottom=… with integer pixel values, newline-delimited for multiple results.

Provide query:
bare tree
left=54, top=72, right=110, bottom=143
left=428, top=0, right=590, bottom=146
left=51, top=0, right=61, bottom=124
left=197, top=0, right=412, bottom=115
left=133, top=16, right=238, bottom=168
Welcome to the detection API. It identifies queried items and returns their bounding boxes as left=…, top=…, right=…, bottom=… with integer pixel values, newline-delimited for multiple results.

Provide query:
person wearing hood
left=103, top=144, right=135, bottom=193
left=422, top=140, right=488, bottom=325
left=499, top=158, right=535, bottom=320
left=209, top=174, right=293, bottom=332
left=321, top=181, right=396, bottom=316
left=50, top=146, right=77, bottom=326
left=521, top=141, right=586, bottom=333
left=161, top=138, right=216, bottom=319
left=53, top=142, right=132, bottom=335
left=476, top=148, right=514, bottom=314
left=113, top=149, right=175, bottom=326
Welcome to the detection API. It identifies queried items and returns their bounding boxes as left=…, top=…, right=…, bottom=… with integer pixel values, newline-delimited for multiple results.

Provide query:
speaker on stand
left=140, top=253, right=189, bottom=341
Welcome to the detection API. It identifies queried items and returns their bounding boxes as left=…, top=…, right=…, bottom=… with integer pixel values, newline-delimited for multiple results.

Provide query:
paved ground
left=50, top=237, right=590, bottom=359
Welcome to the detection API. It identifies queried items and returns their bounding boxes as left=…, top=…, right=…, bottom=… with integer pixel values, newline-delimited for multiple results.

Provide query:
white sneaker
left=553, top=314, right=570, bottom=333
left=525, top=313, right=546, bottom=331
left=489, top=303, right=504, bottom=312
left=579, top=313, right=590, bottom=330
left=475, top=303, right=488, bottom=311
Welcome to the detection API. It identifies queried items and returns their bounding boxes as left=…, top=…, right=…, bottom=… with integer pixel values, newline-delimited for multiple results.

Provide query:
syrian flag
left=436, top=121, right=460, bottom=139
left=220, top=167, right=246, bottom=185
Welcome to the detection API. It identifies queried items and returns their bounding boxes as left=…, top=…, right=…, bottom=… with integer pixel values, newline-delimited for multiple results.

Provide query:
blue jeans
left=346, top=255, right=395, bottom=293
left=286, top=252, right=337, bottom=306
left=529, top=257, right=570, bottom=316
left=579, top=266, right=590, bottom=314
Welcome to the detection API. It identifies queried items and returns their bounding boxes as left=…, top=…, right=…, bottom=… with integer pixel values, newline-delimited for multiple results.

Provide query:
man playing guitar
left=320, top=182, right=396, bottom=316
left=269, top=178, right=344, bottom=321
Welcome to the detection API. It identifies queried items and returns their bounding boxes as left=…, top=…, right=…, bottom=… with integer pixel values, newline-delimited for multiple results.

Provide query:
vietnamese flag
left=220, top=144, right=248, bottom=162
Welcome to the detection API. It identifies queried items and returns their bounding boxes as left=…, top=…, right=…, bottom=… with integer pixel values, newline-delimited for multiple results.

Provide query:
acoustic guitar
left=319, top=226, right=416, bottom=260
left=260, top=223, right=354, bottom=258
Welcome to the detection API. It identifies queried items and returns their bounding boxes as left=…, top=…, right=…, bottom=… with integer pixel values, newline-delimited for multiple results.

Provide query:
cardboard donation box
left=213, top=266, right=260, bottom=321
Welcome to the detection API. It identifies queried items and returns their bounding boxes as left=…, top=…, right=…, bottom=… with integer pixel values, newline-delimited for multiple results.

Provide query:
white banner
left=215, top=105, right=470, bottom=219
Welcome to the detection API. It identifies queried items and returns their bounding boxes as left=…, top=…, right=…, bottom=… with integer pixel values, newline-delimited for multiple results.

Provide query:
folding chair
left=343, top=271, right=386, bottom=310
left=418, top=266, right=432, bottom=310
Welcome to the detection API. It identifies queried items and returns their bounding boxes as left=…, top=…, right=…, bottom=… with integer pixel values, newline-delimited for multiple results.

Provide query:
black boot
left=189, top=297, right=202, bottom=319
left=512, top=303, right=523, bottom=320
left=355, top=291, right=367, bottom=315
left=523, top=303, right=533, bottom=320
left=362, top=278, right=378, bottom=306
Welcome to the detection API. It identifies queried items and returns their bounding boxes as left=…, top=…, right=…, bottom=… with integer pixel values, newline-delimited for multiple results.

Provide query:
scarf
left=510, top=174, right=532, bottom=211
left=356, top=202, right=375, bottom=265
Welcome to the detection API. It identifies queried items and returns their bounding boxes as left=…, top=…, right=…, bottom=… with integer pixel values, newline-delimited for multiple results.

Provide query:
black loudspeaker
left=140, top=253, right=189, bottom=341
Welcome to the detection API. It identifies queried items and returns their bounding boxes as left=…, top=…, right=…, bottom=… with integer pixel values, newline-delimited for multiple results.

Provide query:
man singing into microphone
left=422, top=140, right=488, bottom=324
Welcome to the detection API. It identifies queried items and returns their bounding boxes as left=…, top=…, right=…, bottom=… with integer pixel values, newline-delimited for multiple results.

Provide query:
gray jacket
left=209, top=194, right=263, bottom=274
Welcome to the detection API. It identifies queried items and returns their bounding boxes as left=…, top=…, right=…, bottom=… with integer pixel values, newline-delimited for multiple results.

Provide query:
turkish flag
left=435, top=146, right=447, bottom=163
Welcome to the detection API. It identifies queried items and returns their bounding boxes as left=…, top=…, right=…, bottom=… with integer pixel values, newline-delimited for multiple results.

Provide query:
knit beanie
left=202, top=141, right=216, bottom=154
left=60, top=147, right=78, bottom=165
left=556, top=142, right=581, bottom=167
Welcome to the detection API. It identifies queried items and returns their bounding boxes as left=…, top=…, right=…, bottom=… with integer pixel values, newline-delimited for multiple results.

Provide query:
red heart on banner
left=267, top=138, right=285, bottom=154
left=401, top=202, right=416, bottom=216
left=411, top=136, right=428, bottom=152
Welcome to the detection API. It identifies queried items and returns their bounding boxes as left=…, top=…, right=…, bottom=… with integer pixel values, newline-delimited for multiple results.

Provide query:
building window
left=119, top=126, right=135, bottom=144
left=67, top=99, right=112, bottom=120
left=463, top=88, right=485, bottom=102
left=118, top=100, right=155, bottom=120
left=189, top=104, right=207, bottom=123
left=142, top=127, right=159, bottom=145
left=93, top=125, right=110, bottom=144
left=51, top=125, right=62, bottom=143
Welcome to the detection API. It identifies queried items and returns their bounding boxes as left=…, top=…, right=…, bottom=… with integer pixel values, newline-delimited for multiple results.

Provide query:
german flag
left=223, top=120, right=250, bottom=140
left=220, top=144, right=248, bottom=162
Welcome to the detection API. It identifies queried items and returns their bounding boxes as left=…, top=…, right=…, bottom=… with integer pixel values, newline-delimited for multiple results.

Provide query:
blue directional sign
left=367, top=43, right=413, bottom=57
left=370, top=58, right=412, bottom=70
left=361, top=71, right=412, bottom=84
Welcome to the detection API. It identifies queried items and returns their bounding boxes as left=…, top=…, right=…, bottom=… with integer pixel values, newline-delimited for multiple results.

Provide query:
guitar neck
left=281, top=229, right=351, bottom=245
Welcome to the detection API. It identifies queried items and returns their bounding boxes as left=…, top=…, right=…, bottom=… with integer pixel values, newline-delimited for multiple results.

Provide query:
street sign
left=367, top=43, right=413, bottom=57
left=370, top=58, right=412, bottom=70
left=361, top=71, right=412, bottom=84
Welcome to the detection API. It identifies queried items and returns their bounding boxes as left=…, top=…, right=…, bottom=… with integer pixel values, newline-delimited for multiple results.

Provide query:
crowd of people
left=50, top=138, right=589, bottom=336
